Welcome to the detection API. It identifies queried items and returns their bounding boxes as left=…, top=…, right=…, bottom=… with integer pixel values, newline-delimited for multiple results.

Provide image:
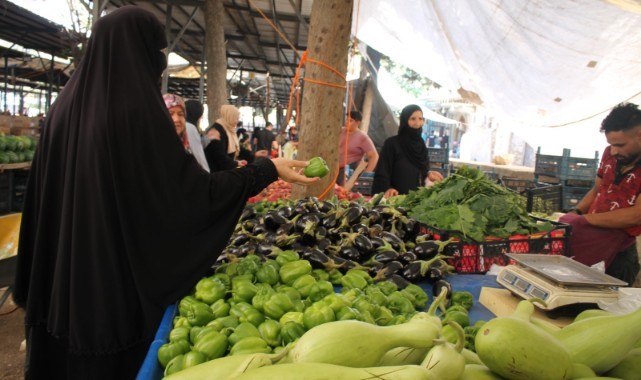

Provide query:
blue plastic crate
left=560, top=153, right=599, bottom=181
left=136, top=304, right=177, bottom=380
left=427, top=147, right=449, bottom=164
left=562, top=185, right=591, bottom=211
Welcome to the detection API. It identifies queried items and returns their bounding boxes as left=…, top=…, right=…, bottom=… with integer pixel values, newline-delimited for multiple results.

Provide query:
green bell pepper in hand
left=303, top=156, right=330, bottom=178
left=258, top=319, right=281, bottom=347
left=263, top=292, right=296, bottom=320
left=157, top=339, right=190, bottom=368
left=186, top=300, right=216, bottom=326
left=451, top=290, right=474, bottom=310
left=279, top=259, right=313, bottom=285
left=280, top=322, right=306, bottom=345
left=303, top=301, right=336, bottom=329
left=195, top=277, right=227, bottom=304
left=193, top=330, right=229, bottom=360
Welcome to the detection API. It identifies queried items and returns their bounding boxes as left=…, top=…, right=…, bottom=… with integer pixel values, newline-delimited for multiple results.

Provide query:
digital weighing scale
left=497, top=254, right=627, bottom=310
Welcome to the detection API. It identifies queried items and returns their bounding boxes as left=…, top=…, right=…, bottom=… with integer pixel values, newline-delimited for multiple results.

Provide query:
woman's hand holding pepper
left=271, top=158, right=320, bottom=185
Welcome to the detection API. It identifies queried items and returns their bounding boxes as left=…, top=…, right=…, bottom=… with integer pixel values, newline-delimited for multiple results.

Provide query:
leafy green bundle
left=398, top=166, right=553, bottom=242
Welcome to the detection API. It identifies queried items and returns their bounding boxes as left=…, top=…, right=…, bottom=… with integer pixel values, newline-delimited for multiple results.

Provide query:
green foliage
left=399, top=166, right=553, bottom=242
left=380, top=55, right=441, bottom=98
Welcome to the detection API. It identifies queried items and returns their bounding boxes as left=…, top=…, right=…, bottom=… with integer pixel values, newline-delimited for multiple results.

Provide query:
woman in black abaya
left=13, top=6, right=316, bottom=379
left=372, top=104, right=444, bottom=197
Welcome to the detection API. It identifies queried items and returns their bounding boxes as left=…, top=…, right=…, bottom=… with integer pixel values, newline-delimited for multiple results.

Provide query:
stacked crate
left=533, top=147, right=599, bottom=211
left=352, top=171, right=374, bottom=196
left=427, top=147, right=450, bottom=178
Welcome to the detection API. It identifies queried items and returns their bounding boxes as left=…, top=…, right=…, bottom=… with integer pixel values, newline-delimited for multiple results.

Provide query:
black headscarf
left=398, top=104, right=428, bottom=177
left=14, top=5, right=275, bottom=367
left=185, top=99, right=204, bottom=126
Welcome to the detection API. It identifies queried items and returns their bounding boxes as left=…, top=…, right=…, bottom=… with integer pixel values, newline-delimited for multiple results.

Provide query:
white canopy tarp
left=353, top=0, right=641, bottom=155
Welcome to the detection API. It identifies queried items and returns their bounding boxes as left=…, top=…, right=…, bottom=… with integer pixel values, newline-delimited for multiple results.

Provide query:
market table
left=136, top=274, right=502, bottom=380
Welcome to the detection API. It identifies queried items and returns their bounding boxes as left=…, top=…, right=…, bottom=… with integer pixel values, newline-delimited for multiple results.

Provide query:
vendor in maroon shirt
left=560, top=102, right=641, bottom=285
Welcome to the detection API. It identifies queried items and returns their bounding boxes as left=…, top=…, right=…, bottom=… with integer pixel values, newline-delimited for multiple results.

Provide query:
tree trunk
left=292, top=0, right=354, bottom=200
left=204, top=0, right=228, bottom=124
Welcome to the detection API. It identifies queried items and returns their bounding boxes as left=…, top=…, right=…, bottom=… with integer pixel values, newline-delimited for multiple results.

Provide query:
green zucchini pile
left=0, top=135, right=37, bottom=164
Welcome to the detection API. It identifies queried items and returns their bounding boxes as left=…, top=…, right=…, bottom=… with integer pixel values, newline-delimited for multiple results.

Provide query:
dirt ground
left=0, top=292, right=25, bottom=380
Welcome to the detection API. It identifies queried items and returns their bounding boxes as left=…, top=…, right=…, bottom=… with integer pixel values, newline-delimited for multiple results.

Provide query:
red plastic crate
left=419, top=218, right=571, bottom=273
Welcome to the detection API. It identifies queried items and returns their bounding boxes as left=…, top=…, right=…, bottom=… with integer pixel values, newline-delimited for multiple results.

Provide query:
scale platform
left=497, top=254, right=627, bottom=310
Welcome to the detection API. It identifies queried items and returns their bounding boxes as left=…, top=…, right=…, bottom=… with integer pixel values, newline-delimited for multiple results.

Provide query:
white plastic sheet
left=354, top=0, right=641, bottom=131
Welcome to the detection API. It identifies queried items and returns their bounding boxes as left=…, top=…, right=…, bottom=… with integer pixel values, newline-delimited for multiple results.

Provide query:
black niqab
left=398, top=104, right=428, bottom=177
left=13, top=5, right=276, bottom=372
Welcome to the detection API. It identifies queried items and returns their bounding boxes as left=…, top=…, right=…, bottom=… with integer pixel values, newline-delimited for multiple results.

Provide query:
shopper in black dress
left=373, top=104, right=444, bottom=197
left=13, top=7, right=317, bottom=379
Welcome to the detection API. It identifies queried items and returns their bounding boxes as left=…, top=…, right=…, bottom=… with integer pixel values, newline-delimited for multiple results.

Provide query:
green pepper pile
left=158, top=251, right=431, bottom=375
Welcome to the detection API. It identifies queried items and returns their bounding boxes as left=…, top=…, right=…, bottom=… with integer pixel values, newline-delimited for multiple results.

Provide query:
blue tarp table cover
left=137, top=274, right=502, bottom=380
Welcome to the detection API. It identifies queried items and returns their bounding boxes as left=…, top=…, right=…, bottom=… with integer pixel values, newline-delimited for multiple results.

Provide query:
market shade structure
left=353, top=0, right=641, bottom=155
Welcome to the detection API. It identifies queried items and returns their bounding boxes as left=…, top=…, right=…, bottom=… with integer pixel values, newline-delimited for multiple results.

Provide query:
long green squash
left=288, top=319, right=440, bottom=367
left=377, top=290, right=448, bottom=366
left=460, top=364, right=505, bottom=380
left=162, top=349, right=288, bottom=380
left=475, top=300, right=574, bottom=380
left=603, top=347, right=641, bottom=380
left=421, top=321, right=466, bottom=380
left=231, top=362, right=433, bottom=380
left=554, top=306, right=641, bottom=374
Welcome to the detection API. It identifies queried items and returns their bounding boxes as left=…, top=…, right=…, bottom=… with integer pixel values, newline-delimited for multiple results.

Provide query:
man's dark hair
left=348, top=110, right=362, bottom=122
left=266, top=122, right=273, bottom=128
left=600, top=103, right=641, bottom=133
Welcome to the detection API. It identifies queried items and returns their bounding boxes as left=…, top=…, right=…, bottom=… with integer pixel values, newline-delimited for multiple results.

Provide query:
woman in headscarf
left=13, top=6, right=317, bottom=379
left=372, top=104, right=444, bottom=197
left=165, top=94, right=210, bottom=172
left=204, top=104, right=247, bottom=172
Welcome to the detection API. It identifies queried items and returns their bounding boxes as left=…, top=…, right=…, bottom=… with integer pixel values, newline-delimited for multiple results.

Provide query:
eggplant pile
left=220, top=197, right=454, bottom=291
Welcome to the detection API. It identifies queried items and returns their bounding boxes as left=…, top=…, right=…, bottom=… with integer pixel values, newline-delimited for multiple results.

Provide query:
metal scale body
left=497, top=254, right=627, bottom=310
